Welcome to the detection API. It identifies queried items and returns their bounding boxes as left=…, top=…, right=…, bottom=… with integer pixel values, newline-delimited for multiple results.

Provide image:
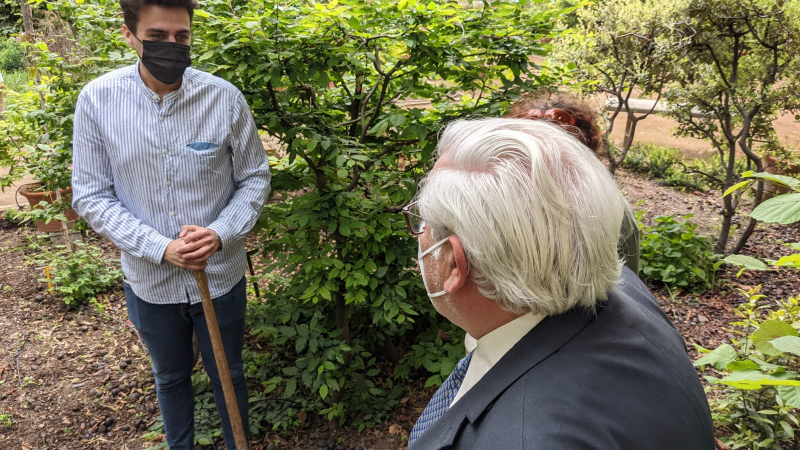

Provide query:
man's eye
left=149, top=35, right=165, bottom=40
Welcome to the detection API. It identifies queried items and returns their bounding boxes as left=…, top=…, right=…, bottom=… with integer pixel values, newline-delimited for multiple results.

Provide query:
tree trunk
left=730, top=126, right=765, bottom=255
left=335, top=294, right=349, bottom=344
left=730, top=180, right=764, bottom=255
left=714, top=143, right=739, bottom=254
left=715, top=200, right=734, bottom=255
left=20, top=0, right=32, bottom=34
left=610, top=116, right=638, bottom=175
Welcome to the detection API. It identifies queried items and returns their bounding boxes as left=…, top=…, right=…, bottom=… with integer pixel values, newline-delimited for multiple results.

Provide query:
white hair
left=417, top=118, right=625, bottom=316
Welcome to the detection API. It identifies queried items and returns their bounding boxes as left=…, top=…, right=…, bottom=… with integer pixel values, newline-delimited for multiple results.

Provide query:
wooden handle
left=194, top=270, right=249, bottom=449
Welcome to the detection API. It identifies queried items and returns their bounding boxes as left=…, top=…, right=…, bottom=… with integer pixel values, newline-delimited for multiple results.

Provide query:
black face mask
left=133, top=34, right=191, bottom=85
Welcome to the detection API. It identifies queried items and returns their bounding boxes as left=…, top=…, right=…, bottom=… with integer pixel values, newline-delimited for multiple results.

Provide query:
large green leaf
left=770, top=336, right=800, bottom=357
left=715, top=370, right=800, bottom=390
left=743, top=171, right=800, bottom=189
left=751, top=320, right=799, bottom=357
left=694, top=344, right=737, bottom=370
left=774, top=254, right=800, bottom=268
left=750, top=194, right=800, bottom=225
left=778, top=385, right=800, bottom=408
left=723, top=254, right=768, bottom=270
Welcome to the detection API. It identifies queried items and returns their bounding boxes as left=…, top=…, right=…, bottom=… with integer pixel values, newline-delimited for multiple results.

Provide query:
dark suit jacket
left=411, top=267, right=714, bottom=450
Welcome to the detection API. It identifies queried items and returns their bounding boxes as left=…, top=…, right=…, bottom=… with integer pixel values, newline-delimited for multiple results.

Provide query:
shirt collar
left=132, top=60, right=187, bottom=103
left=473, top=312, right=547, bottom=371
left=450, top=312, right=546, bottom=407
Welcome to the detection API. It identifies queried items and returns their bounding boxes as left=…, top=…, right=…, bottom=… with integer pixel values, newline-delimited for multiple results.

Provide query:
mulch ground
left=1, top=168, right=798, bottom=449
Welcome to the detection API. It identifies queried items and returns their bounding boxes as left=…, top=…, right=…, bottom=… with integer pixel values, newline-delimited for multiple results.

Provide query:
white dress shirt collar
left=451, top=312, right=546, bottom=406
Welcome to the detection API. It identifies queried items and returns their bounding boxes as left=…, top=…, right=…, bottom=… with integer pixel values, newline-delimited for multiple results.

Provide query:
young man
left=404, top=118, right=713, bottom=449
left=71, top=1, right=270, bottom=448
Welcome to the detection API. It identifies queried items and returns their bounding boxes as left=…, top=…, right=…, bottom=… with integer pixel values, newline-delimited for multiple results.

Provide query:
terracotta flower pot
left=763, top=155, right=800, bottom=198
left=17, top=183, right=79, bottom=233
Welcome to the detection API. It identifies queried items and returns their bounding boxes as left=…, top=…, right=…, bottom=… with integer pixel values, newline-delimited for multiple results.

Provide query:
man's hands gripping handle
left=162, top=225, right=222, bottom=271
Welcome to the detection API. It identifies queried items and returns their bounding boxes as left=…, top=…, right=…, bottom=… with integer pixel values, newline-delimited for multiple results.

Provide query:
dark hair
left=506, top=91, right=608, bottom=157
left=120, top=0, right=200, bottom=34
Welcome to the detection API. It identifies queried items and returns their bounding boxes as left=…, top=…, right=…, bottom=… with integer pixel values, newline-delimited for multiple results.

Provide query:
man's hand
left=162, top=225, right=222, bottom=270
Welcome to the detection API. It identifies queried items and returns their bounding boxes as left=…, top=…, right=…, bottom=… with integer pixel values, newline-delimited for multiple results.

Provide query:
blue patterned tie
left=408, top=351, right=474, bottom=447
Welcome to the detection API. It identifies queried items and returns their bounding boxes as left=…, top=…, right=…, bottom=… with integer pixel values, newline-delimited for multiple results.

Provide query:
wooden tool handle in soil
left=194, top=270, right=249, bottom=449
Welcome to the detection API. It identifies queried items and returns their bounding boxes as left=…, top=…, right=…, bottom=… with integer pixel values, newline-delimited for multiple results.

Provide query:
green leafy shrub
left=645, top=145, right=681, bottom=179
left=32, top=241, right=122, bottom=307
left=186, top=0, right=570, bottom=430
left=699, top=171, right=800, bottom=449
left=0, top=37, right=23, bottom=71
left=620, top=143, right=747, bottom=192
left=638, top=214, right=721, bottom=292
left=1, top=207, right=29, bottom=227
left=696, top=288, right=800, bottom=449
left=394, top=323, right=465, bottom=387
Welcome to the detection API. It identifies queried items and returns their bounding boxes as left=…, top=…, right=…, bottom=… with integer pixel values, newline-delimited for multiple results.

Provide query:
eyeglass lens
left=408, top=204, right=424, bottom=234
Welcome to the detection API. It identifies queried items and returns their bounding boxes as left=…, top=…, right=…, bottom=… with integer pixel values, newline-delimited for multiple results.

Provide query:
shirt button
left=152, top=94, right=159, bottom=100
left=159, top=116, right=164, bottom=122
left=169, top=211, right=176, bottom=217
left=162, top=149, right=168, bottom=155
left=166, top=181, right=171, bottom=187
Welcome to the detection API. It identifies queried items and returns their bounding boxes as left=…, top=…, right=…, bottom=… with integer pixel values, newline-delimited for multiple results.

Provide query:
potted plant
left=15, top=142, right=78, bottom=233
left=761, top=139, right=800, bottom=198
left=1, top=39, right=80, bottom=234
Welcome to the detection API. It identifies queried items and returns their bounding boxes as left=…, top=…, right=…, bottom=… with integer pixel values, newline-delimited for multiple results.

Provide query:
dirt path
left=0, top=228, right=161, bottom=450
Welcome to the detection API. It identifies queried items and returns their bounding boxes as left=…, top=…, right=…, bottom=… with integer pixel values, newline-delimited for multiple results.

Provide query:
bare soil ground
left=1, top=168, right=799, bottom=450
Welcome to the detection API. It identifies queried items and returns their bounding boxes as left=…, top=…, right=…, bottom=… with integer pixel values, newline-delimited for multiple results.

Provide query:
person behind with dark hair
left=507, top=91, right=640, bottom=274
left=72, top=1, right=270, bottom=448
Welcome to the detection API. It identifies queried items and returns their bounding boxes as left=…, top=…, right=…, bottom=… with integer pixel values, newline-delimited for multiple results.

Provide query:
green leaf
left=723, top=254, right=768, bottom=270
left=318, top=287, right=331, bottom=300
left=750, top=194, right=800, bottom=225
left=774, top=254, right=800, bottom=268
left=726, top=360, right=761, bottom=371
left=296, top=336, right=308, bottom=353
left=751, top=320, right=799, bottom=357
left=778, top=385, right=800, bottom=409
left=694, top=344, right=736, bottom=370
left=780, top=420, right=796, bottom=438
left=770, top=336, right=800, bottom=356
left=723, top=180, right=750, bottom=197
left=713, top=370, right=800, bottom=390
left=284, top=378, right=297, bottom=398
left=319, top=384, right=329, bottom=400
left=743, top=172, right=800, bottom=189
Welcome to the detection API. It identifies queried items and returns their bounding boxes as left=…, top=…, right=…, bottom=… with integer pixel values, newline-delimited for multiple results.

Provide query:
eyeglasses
left=523, top=108, right=576, bottom=126
left=401, top=201, right=425, bottom=235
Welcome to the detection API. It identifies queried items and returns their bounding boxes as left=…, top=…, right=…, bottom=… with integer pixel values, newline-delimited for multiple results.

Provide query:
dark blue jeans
left=124, top=277, right=249, bottom=450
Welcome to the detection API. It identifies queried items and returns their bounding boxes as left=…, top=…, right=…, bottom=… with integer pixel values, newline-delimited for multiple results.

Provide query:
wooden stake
left=193, top=270, right=249, bottom=449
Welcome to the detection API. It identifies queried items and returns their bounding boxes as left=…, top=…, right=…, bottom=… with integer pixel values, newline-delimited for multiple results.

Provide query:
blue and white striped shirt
left=72, top=62, right=270, bottom=305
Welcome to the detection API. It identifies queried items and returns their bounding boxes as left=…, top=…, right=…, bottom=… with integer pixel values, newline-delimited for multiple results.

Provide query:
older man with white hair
left=403, top=118, right=714, bottom=450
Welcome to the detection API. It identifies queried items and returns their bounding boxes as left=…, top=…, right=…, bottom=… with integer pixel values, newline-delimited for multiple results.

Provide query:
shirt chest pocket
left=181, top=140, right=231, bottom=178
left=187, top=141, right=221, bottom=155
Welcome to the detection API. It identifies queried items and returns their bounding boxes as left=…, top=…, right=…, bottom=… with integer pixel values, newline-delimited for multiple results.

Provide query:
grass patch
left=1, top=69, right=29, bottom=92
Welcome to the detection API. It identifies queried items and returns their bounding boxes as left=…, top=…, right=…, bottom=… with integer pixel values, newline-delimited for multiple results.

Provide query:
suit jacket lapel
left=412, top=305, right=602, bottom=450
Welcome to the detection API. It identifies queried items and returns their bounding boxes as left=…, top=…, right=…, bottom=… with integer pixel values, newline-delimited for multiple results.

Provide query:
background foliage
left=637, top=213, right=721, bottom=293
left=185, top=0, right=570, bottom=429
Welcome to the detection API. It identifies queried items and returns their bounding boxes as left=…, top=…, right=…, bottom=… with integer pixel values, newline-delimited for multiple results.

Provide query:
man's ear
left=122, top=24, right=134, bottom=48
left=443, top=236, right=469, bottom=294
